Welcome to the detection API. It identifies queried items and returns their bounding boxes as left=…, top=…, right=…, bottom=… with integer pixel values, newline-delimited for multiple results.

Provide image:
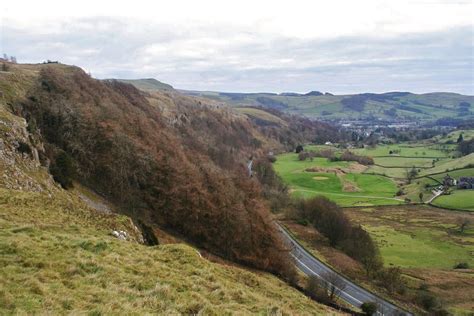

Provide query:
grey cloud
left=1, top=17, right=472, bottom=94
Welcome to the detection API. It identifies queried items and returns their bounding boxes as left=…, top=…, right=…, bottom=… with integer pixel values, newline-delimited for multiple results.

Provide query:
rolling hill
left=181, top=90, right=474, bottom=123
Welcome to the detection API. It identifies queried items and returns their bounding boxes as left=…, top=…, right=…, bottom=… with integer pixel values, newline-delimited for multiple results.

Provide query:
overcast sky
left=1, top=0, right=473, bottom=94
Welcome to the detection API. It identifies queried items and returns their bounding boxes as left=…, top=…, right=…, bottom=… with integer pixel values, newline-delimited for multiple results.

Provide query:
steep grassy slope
left=183, top=90, right=474, bottom=122
left=0, top=189, right=338, bottom=315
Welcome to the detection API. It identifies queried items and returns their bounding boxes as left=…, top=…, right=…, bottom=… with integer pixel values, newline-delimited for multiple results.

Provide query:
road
left=427, top=189, right=443, bottom=204
left=277, top=224, right=412, bottom=316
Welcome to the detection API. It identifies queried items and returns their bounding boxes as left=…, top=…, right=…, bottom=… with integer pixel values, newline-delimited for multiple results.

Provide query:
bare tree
left=320, top=272, right=347, bottom=302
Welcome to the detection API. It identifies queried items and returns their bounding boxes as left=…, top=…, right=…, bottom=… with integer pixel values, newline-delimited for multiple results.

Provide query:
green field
left=364, top=225, right=474, bottom=268
left=353, top=144, right=451, bottom=158
left=373, top=156, right=437, bottom=168
left=432, top=190, right=474, bottom=211
left=275, top=141, right=474, bottom=210
left=274, top=152, right=401, bottom=207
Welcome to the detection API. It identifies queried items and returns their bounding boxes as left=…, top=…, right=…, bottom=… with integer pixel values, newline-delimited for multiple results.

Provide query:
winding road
left=277, top=224, right=412, bottom=316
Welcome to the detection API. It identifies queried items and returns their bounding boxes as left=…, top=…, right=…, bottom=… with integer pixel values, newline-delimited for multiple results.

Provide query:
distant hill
left=181, top=90, right=474, bottom=123
left=115, top=78, right=174, bottom=92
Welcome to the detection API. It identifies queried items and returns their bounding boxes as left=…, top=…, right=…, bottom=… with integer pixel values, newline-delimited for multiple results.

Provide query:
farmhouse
left=443, top=174, right=456, bottom=187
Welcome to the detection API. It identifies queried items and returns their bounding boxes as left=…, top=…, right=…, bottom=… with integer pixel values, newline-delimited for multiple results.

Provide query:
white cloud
left=0, top=1, right=473, bottom=94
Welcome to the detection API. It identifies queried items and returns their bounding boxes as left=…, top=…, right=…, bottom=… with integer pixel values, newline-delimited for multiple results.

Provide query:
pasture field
left=344, top=205, right=474, bottom=268
left=373, top=156, right=437, bottom=168
left=363, top=165, right=408, bottom=178
left=274, top=152, right=401, bottom=207
left=352, top=143, right=451, bottom=158
left=419, top=153, right=474, bottom=176
left=432, top=190, right=474, bottom=211
left=275, top=140, right=473, bottom=210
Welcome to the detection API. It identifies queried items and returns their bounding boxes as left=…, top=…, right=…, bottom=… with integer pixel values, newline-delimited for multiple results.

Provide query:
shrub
left=453, top=262, right=469, bottom=269
left=361, top=302, right=377, bottom=316
left=417, top=292, right=439, bottom=311
left=296, top=218, right=309, bottom=226
left=339, top=150, right=374, bottom=165
left=16, top=141, right=32, bottom=155
left=49, top=151, right=75, bottom=189
left=293, top=196, right=382, bottom=275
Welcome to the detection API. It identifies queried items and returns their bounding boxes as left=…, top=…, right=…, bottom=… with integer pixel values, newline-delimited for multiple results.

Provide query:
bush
left=16, top=141, right=32, bottom=155
left=417, top=292, right=439, bottom=311
left=296, top=218, right=309, bottom=226
left=293, top=196, right=382, bottom=275
left=339, top=150, right=374, bottom=165
left=453, top=262, right=469, bottom=269
left=361, top=302, right=377, bottom=316
left=49, top=151, right=75, bottom=189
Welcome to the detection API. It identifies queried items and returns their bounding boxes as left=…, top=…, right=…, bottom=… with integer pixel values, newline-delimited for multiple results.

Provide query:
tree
left=458, top=138, right=474, bottom=156
left=361, top=302, right=378, bottom=316
left=320, top=272, right=347, bottom=302
left=49, top=151, right=75, bottom=189
left=377, top=267, right=405, bottom=294
left=457, top=133, right=464, bottom=143
left=457, top=217, right=471, bottom=234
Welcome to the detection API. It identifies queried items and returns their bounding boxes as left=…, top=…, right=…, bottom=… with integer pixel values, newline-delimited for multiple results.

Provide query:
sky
left=1, top=0, right=473, bottom=94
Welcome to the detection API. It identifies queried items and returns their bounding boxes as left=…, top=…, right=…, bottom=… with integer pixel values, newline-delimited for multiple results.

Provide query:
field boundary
left=416, top=166, right=474, bottom=179
left=428, top=201, right=474, bottom=213
left=373, top=155, right=449, bottom=159
left=372, top=163, right=431, bottom=169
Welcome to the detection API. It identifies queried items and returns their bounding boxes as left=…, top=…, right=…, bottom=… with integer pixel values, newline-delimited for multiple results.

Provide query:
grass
left=419, top=153, right=474, bottom=176
left=0, top=188, right=336, bottom=315
left=353, top=144, right=451, bottom=158
left=235, top=107, right=287, bottom=125
left=345, top=206, right=474, bottom=269
left=363, top=225, right=473, bottom=268
left=274, top=152, right=401, bottom=206
left=432, top=190, right=474, bottom=211
left=373, top=156, right=437, bottom=168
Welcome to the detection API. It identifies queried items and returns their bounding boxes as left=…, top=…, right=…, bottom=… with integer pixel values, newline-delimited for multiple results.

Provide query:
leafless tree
left=320, top=272, right=347, bottom=302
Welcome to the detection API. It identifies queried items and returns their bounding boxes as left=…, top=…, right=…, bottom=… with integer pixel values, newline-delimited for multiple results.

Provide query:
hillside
left=0, top=63, right=340, bottom=314
left=115, top=78, right=174, bottom=92
left=182, top=90, right=474, bottom=123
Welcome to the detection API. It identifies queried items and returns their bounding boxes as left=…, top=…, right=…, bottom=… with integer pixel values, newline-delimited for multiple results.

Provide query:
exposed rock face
left=0, top=107, right=50, bottom=192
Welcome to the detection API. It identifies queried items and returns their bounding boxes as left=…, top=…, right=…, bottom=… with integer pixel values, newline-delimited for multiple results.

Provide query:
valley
left=1, top=61, right=472, bottom=315
left=271, top=134, right=474, bottom=314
